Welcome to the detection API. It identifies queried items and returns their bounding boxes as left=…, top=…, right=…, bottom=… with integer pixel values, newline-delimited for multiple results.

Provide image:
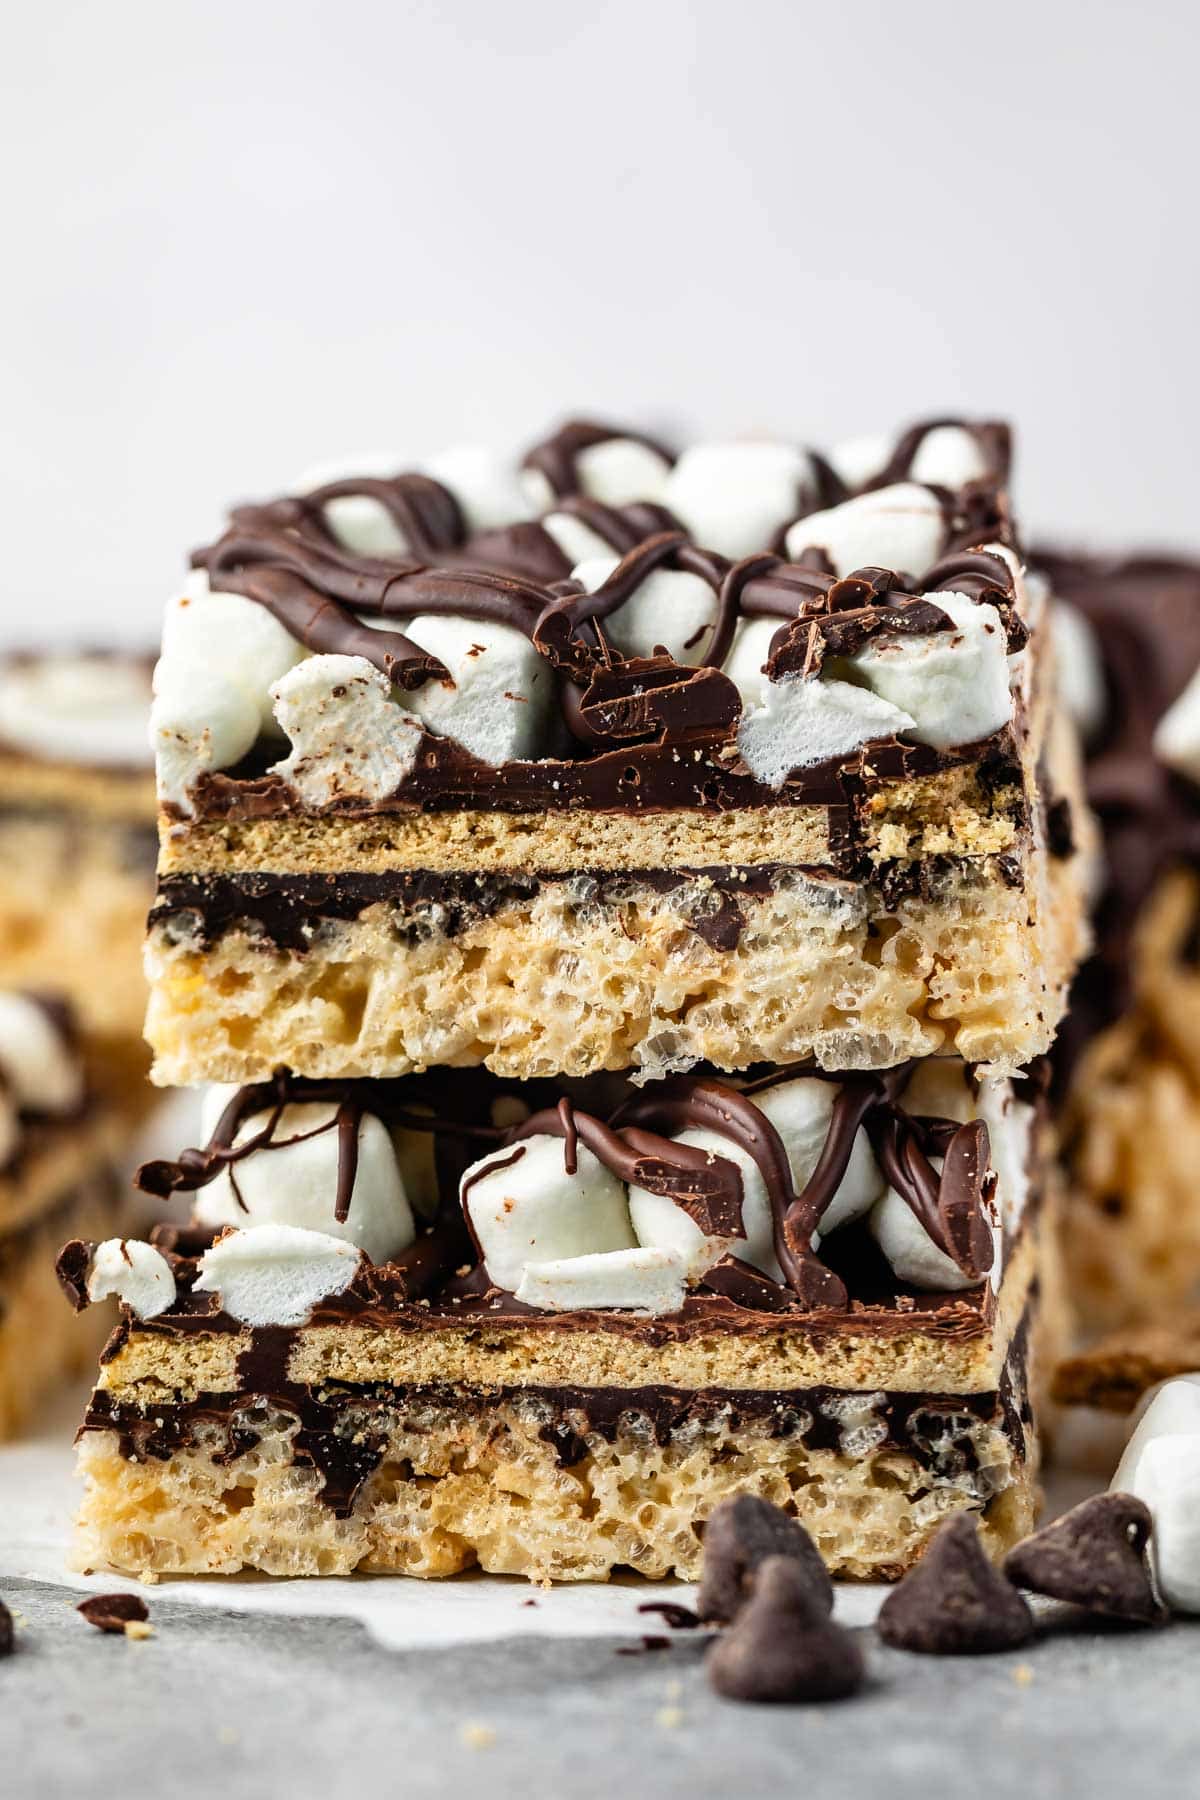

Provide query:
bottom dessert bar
left=63, top=1058, right=1064, bottom=1581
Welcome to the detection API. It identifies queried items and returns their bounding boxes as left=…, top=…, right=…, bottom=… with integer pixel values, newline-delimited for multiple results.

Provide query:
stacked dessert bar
left=63, top=418, right=1092, bottom=1580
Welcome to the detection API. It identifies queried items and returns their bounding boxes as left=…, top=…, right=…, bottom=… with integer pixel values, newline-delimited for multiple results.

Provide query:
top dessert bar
left=145, top=418, right=1092, bottom=1085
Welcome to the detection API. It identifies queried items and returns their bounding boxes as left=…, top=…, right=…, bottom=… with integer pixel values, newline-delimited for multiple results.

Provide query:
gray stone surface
left=2, top=1577, right=1196, bottom=1799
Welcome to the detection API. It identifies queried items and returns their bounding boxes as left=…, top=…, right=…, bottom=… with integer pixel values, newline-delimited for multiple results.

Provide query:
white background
left=2, top=0, right=1197, bottom=646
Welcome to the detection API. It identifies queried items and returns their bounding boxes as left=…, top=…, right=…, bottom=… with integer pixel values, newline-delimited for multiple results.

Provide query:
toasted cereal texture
left=74, top=1390, right=1037, bottom=1584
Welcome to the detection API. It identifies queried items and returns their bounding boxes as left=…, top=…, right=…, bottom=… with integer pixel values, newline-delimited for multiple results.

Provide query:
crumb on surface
left=460, top=1723, right=496, bottom=1750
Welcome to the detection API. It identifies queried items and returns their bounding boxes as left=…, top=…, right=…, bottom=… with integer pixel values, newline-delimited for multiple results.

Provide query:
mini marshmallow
left=193, top=1224, right=362, bottom=1328
left=422, top=445, right=533, bottom=534
left=515, top=1246, right=687, bottom=1315
left=629, top=1127, right=782, bottom=1281
left=785, top=483, right=946, bottom=582
left=0, top=656, right=152, bottom=769
left=847, top=590, right=1013, bottom=750
left=908, top=425, right=992, bottom=490
left=754, top=1078, right=883, bottom=1235
left=664, top=442, right=814, bottom=559
left=1112, top=1375, right=1200, bottom=1494
left=975, top=1076, right=1034, bottom=1239
left=296, top=452, right=414, bottom=556
left=868, top=1183, right=977, bottom=1293
left=722, top=617, right=778, bottom=710
left=826, top=433, right=890, bottom=493
left=194, top=1101, right=416, bottom=1265
left=86, top=1239, right=177, bottom=1320
left=571, top=556, right=720, bottom=667
left=1154, top=664, right=1200, bottom=784
left=735, top=673, right=915, bottom=789
left=523, top=437, right=673, bottom=514
left=159, top=570, right=304, bottom=734
left=269, top=655, right=422, bottom=806
left=151, top=665, right=261, bottom=814
left=402, top=615, right=552, bottom=764
left=1121, top=1434, right=1200, bottom=1613
left=541, top=510, right=623, bottom=568
left=462, top=1136, right=636, bottom=1293
left=199, top=1083, right=244, bottom=1143
left=1050, top=599, right=1108, bottom=744
left=0, top=992, right=82, bottom=1114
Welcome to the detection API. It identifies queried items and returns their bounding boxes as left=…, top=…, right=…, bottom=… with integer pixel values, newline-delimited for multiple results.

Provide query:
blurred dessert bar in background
left=0, top=651, right=155, bottom=1101
left=144, top=417, right=1093, bottom=1088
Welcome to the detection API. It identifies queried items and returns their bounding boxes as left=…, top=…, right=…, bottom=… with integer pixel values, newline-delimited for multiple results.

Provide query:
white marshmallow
left=571, top=556, right=719, bottom=667
left=722, top=617, right=778, bottom=710
left=629, top=1127, right=781, bottom=1281
left=159, top=570, right=304, bottom=734
left=785, top=483, right=946, bottom=582
left=975, top=1075, right=1034, bottom=1239
left=193, top=1224, right=362, bottom=1328
left=736, top=673, right=915, bottom=789
left=908, top=425, right=992, bottom=490
left=1112, top=1375, right=1200, bottom=1494
left=868, top=1182, right=977, bottom=1292
left=86, top=1238, right=177, bottom=1320
left=152, top=665, right=261, bottom=815
left=462, top=1135, right=636, bottom=1292
left=0, top=656, right=152, bottom=769
left=1050, top=599, right=1108, bottom=745
left=827, top=433, right=890, bottom=493
left=402, top=614, right=552, bottom=764
left=269, top=654, right=422, bottom=806
left=295, top=452, right=414, bottom=556
left=664, top=442, right=814, bottom=559
left=1121, top=1434, right=1200, bottom=1613
left=754, top=1078, right=883, bottom=1235
left=515, top=1246, right=687, bottom=1315
left=1154, top=664, right=1200, bottom=784
left=524, top=437, right=672, bottom=515
left=847, top=590, right=1013, bottom=750
left=900, top=1059, right=974, bottom=1123
left=0, top=992, right=82, bottom=1114
left=422, top=445, right=532, bottom=534
left=542, top=510, right=623, bottom=568
left=199, top=1083, right=245, bottom=1143
left=194, top=1102, right=416, bottom=1265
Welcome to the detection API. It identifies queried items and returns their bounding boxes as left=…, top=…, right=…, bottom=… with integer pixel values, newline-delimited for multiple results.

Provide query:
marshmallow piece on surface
left=269, top=655, right=422, bottom=806
left=664, top=442, right=813, bottom=559
left=1121, top=1434, right=1200, bottom=1612
left=722, top=617, right=778, bottom=710
left=1112, top=1375, right=1200, bottom=1494
left=462, top=1135, right=636, bottom=1293
left=736, top=673, right=915, bottom=789
left=629, top=1126, right=782, bottom=1282
left=0, top=656, right=152, bottom=769
left=160, top=570, right=305, bottom=733
left=403, top=615, right=552, bottom=764
left=422, top=445, right=532, bottom=534
left=785, top=483, right=946, bottom=582
left=515, top=1246, right=687, bottom=1315
left=0, top=992, right=82, bottom=1114
left=868, top=1184, right=976, bottom=1292
left=1049, top=599, right=1108, bottom=745
left=194, top=1102, right=416, bottom=1265
left=1154, top=665, right=1200, bottom=784
left=194, top=1224, right=362, bottom=1328
left=908, top=425, right=992, bottom=490
left=571, top=556, right=720, bottom=667
left=152, top=666, right=261, bottom=814
left=86, top=1239, right=177, bottom=1320
left=847, top=590, right=1013, bottom=750
left=754, top=1078, right=883, bottom=1236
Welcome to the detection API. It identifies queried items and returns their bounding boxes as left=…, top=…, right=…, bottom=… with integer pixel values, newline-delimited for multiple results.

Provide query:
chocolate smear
left=877, top=1514, right=1033, bottom=1654
left=697, top=1493, right=833, bottom=1624
left=1004, top=1493, right=1168, bottom=1625
left=707, top=1558, right=865, bottom=1703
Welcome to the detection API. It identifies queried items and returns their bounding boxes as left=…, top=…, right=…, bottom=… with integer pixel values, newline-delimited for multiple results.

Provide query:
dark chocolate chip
left=1004, top=1493, right=1168, bottom=1625
left=0, top=1599, right=13, bottom=1657
left=697, top=1494, right=833, bottom=1624
left=877, top=1514, right=1034, bottom=1654
left=708, top=1558, right=865, bottom=1703
left=77, top=1593, right=150, bottom=1634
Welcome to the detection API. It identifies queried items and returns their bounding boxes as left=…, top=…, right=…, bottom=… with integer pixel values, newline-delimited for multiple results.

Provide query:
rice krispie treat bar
left=62, top=1057, right=1062, bottom=1581
left=1042, top=550, right=1200, bottom=1326
left=0, top=991, right=125, bottom=1436
left=0, top=650, right=155, bottom=1094
left=145, top=417, right=1092, bottom=1087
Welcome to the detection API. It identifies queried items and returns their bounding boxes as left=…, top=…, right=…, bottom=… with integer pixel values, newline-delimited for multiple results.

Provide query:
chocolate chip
left=877, top=1514, right=1034, bottom=1654
left=77, top=1593, right=150, bottom=1634
left=697, top=1494, right=833, bottom=1624
left=0, top=1600, right=13, bottom=1657
left=708, top=1558, right=865, bottom=1703
left=1004, top=1493, right=1168, bottom=1625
